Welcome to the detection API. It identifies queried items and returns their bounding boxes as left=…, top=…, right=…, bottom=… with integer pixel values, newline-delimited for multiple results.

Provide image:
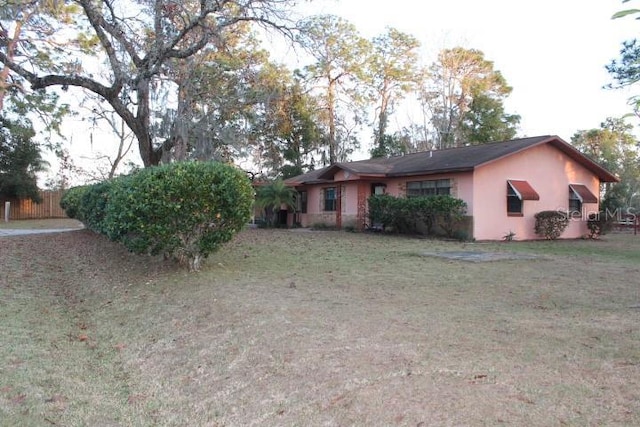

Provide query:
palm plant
left=255, top=179, right=298, bottom=226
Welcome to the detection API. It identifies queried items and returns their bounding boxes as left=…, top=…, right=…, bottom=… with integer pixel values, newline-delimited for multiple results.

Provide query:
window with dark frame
left=507, top=183, right=522, bottom=214
left=372, top=184, right=386, bottom=195
left=324, top=187, right=337, bottom=211
left=569, top=187, right=582, bottom=217
left=406, top=179, right=451, bottom=197
left=506, top=180, right=540, bottom=216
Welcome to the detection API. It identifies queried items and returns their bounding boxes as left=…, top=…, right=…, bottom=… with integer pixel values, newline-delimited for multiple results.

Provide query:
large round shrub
left=104, top=161, right=253, bottom=270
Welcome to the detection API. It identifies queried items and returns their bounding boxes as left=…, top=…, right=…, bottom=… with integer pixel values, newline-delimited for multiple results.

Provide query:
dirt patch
left=1, top=230, right=639, bottom=425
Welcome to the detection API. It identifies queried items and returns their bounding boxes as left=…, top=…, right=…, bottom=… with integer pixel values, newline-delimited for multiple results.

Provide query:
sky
left=287, top=0, right=640, bottom=158
left=48, top=0, right=640, bottom=181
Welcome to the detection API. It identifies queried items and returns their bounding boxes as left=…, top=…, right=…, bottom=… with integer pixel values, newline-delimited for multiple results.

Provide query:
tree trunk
left=375, top=82, right=390, bottom=152
left=328, top=79, right=337, bottom=164
left=132, top=79, right=162, bottom=167
left=0, top=19, right=24, bottom=111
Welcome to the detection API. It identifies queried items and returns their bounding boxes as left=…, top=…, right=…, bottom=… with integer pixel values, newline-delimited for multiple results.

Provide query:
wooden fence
left=1, top=189, right=68, bottom=220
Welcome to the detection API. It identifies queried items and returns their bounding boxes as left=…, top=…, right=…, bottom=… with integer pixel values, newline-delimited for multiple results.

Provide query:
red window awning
left=507, top=180, right=540, bottom=200
left=569, top=184, right=598, bottom=203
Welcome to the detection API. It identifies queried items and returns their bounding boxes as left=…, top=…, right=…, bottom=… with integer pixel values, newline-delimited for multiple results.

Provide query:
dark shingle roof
left=284, top=136, right=619, bottom=185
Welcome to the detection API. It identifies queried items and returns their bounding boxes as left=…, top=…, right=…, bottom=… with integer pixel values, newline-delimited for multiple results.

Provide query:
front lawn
left=1, top=229, right=639, bottom=425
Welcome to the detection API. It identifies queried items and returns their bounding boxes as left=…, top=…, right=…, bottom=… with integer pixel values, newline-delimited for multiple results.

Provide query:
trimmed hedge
left=60, top=185, right=88, bottom=221
left=368, top=194, right=467, bottom=237
left=80, top=180, right=115, bottom=233
left=60, top=182, right=114, bottom=234
left=60, top=161, right=254, bottom=271
left=534, top=210, right=569, bottom=240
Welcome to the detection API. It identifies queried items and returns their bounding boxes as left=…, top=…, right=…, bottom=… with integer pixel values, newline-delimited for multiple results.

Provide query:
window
left=507, top=183, right=522, bottom=214
left=569, top=188, right=581, bottom=216
left=568, top=184, right=597, bottom=218
left=298, top=191, right=307, bottom=213
left=372, top=184, right=386, bottom=195
left=506, top=180, right=540, bottom=216
left=324, top=187, right=336, bottom=211
left=406, top=179, right=451, bottom=197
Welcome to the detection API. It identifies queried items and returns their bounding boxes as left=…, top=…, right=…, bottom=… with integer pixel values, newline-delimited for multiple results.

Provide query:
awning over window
left=569, top=184, right=598, bottom=203
left=507, top=180, right=540, bottom=200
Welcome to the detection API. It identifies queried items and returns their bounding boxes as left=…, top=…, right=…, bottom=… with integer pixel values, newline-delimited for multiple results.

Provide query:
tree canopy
left=296, top=14, right=371, bottom=165
left=571, top=118, right=640, bottom=210
left=0, top=115, right=47, bottom=201
left=0, top=0, right=298, bottom=167
left=366, top=27, right=421, bottom=158
left=418, top=47, right=519, bottom=149
left=2, top=4, right=530, bottom=181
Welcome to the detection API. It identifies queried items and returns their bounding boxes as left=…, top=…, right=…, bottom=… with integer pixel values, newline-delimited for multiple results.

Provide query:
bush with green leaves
left=79, top=180, right=116, bottom=233
left=367, top=194, right=399, bottom=231
left=103, top=161, right=254, bottom=270
left=60, top=182, right=116, bottom=233
left=534, top=210, right=570, bottom=240
left=60, top=185, right=89, bottom=221
left=415, top=195, right=467, bottom=236
left=368, top=194, right=466, bottom=237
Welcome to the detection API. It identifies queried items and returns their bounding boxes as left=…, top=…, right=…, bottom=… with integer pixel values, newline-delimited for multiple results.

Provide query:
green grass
left=1, top=229, right=639, bottom=425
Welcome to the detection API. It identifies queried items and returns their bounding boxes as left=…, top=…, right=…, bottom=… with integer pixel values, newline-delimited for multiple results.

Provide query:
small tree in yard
left=0, top=116, right=47, bottom=202
left=255, top=179, right=297, bottom=226
left=534, top=210, right=570, bottom=240
left=108, top=162, right=254, bottom=270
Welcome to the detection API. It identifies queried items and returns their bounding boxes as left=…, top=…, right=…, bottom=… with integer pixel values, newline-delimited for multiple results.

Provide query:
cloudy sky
left=288, top=0, right=639, bottom=152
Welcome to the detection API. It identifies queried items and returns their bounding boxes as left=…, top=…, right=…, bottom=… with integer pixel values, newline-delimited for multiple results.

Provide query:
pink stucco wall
left=343, top=182, right=359, bottom=215
left=471, top=143, right=600, bottom=240
left=297, top=181, right=361, bottom=227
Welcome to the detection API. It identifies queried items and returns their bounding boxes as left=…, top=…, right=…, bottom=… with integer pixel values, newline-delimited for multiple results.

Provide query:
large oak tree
left=0, top=0, right=297, bottom=167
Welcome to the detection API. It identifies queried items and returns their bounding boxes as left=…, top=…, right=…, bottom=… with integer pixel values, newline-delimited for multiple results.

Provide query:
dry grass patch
left=1, top=229, right=639, bottom=425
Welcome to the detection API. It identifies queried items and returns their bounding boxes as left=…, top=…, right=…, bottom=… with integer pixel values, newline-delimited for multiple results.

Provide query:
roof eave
left=387, top=167, right=474, bottom=177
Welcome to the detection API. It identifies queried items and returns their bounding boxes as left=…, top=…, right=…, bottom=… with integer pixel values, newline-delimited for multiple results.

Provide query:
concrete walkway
left=421, top=250, right=539, bottom=262
left=0, top=228, right=82, bottom=237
